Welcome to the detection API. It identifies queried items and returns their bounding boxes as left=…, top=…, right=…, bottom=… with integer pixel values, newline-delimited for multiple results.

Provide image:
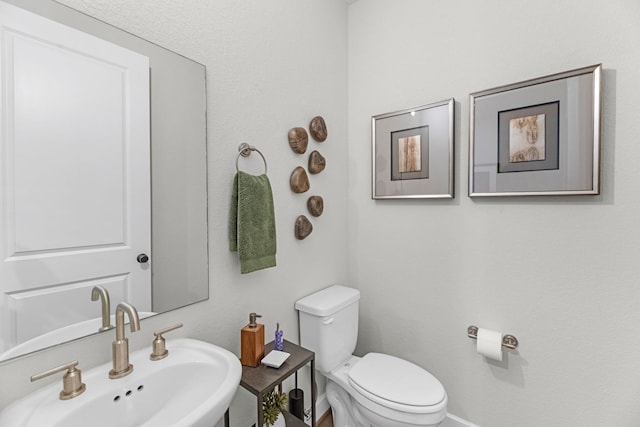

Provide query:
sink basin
left=0, top=338, right=241, bottom=427
left=0, top=312, right=156, bottom=361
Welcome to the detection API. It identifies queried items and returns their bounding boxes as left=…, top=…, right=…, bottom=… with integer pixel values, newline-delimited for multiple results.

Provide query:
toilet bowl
left=295, top=285, right=447, bottom=427
left=328, top=354, right=447, bottom=426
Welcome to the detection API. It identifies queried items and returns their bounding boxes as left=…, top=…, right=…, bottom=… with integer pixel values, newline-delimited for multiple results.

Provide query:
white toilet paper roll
left=476, top=328, right=503, bottom=361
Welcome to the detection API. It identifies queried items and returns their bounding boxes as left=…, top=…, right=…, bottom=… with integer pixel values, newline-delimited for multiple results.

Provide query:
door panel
left=7, top=275, right=127, bottom=344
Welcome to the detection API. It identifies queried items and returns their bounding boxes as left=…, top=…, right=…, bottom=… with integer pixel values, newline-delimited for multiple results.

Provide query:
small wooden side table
left=239, top=339, right=316, bottom=427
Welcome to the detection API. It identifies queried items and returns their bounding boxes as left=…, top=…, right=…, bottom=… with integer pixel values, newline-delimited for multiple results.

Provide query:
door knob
left=137, top=254, right=149, bottom=263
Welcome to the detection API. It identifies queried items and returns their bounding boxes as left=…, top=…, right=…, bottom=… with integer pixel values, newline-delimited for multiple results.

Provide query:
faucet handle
left=150, top=323, right=183, bottom=361
left=31, top=360, right=86, bottom=400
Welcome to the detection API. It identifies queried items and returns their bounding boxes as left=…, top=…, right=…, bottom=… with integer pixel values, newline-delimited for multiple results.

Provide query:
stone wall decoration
left=308, top=150, right=326, bottom=174
left=309, top=116, right=327, bottom=142
left=288, top=115, right=330, bottom=242
left=290, top=166, right=310, bottom=193
left=294, top=215, right=313, bottom=240
left=307, top=195, right=324, bottom=217
left=288, top=127, right=309, bottom=154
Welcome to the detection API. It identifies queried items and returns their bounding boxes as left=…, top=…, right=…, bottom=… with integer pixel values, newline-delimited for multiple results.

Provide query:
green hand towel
left=229, top=171, right=277, bottom=274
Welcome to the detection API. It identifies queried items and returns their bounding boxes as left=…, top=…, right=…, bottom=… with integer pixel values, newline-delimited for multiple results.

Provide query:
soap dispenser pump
left=241, top=312, right=265, bottom=367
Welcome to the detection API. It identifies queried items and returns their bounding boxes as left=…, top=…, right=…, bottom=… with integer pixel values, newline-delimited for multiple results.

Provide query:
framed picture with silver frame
left=469, top=64, right=602, bottom=197
left=372, top=98, right=454, bottom=199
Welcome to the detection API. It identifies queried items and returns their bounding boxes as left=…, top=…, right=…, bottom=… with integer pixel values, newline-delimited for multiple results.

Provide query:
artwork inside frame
left=497, top=101, right=559, bottom=173
left=372, top=98, right=454, bottom=199
left=391, top=125, right=429, bottom=181
left=469, top=64, right=602, bottom=197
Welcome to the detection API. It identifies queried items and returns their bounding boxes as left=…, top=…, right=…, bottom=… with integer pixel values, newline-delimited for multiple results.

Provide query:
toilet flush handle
left=323, top=317, right=334, bottom=325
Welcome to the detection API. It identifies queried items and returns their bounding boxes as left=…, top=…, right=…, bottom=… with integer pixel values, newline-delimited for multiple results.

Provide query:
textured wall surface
left=347, top=1, right=640, bottom=426
left=3, top=1, right=640, bottom=426
left=0, top=1, right=348, bottom=425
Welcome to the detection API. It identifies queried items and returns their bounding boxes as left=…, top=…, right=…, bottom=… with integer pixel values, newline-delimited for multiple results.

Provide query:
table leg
left=257, top=393, right=264, bottom=427
left=311, top=359, right=316, bottom=427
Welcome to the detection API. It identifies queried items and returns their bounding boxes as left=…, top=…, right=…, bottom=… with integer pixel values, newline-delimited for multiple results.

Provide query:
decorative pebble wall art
left=290, top=166, right=310, bottom=193
left=288, top=115, right=330, bottom=240
left=309, top=116, right=327, bottom=142
left=288, top=127, right=308, bottom=154
left=308, top=150, right=326, bottom=174
left=307, top=195, right=323, bottom=217
left=294, top=215, right=313, bottom=240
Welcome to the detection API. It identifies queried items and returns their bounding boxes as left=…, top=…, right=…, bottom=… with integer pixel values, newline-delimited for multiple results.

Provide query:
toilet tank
left=295, top=285, right=360, bottom=374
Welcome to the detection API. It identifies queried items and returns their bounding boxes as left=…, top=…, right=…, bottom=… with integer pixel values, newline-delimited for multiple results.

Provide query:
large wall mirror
left=0, top=0, right=208, bottom=362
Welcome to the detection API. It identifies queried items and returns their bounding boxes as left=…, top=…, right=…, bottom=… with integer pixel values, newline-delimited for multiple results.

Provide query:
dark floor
left=317, top=409, right=333, bottom=427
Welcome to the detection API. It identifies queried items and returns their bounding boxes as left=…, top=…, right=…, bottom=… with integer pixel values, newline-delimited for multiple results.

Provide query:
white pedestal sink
left=0, top=338, right=241, bottom=427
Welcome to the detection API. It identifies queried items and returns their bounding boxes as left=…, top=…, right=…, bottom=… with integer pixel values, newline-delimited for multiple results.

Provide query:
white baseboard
left=312, top=395, right=478, bottom=427
left=442, top=412, right=480, bottom=427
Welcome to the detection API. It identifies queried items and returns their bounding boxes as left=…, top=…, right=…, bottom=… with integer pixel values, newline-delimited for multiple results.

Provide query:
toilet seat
left=347, top=353, right=446, bottom=414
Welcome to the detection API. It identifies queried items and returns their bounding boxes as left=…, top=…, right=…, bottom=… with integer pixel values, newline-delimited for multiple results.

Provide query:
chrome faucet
left=90, top=285, right=113, bottom=332
left=109, top=302, right=140, bottom=379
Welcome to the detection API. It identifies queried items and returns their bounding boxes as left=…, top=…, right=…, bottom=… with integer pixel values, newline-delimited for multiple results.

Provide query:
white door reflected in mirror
left=0, top=1, right=151, bottom=354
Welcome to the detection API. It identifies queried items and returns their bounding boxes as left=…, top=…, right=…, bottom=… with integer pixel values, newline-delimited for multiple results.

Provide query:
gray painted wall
left=0, top=1, right=348, bottom=426
left=348, top=0, right=640, bottom=426
left=2, top=1, right=640, bottom=426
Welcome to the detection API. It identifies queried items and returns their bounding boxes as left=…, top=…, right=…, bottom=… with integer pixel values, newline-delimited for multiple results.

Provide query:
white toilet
left=295, top=285, right=447, bottom=427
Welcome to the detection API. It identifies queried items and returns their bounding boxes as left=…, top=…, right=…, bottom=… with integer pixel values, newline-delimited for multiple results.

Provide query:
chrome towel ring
left=236, top=143, right=268, bottom=174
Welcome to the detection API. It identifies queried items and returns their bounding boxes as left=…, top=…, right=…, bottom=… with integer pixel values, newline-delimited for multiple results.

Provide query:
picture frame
left=469, top=64, right=602, bottom=197
left=372, top=98, right=454, bottom=199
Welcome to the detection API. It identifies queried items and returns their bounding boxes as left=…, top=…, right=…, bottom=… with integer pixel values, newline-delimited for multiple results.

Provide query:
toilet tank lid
left=295, top=285, right=360, bottom=316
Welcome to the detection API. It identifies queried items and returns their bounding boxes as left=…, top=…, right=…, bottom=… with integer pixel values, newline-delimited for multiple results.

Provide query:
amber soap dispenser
left=241, top=312, right=265, bottom=367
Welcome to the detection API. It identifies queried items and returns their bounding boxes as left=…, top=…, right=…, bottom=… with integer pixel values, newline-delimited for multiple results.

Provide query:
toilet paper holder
left=467, top=325, right=519, bottom=350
